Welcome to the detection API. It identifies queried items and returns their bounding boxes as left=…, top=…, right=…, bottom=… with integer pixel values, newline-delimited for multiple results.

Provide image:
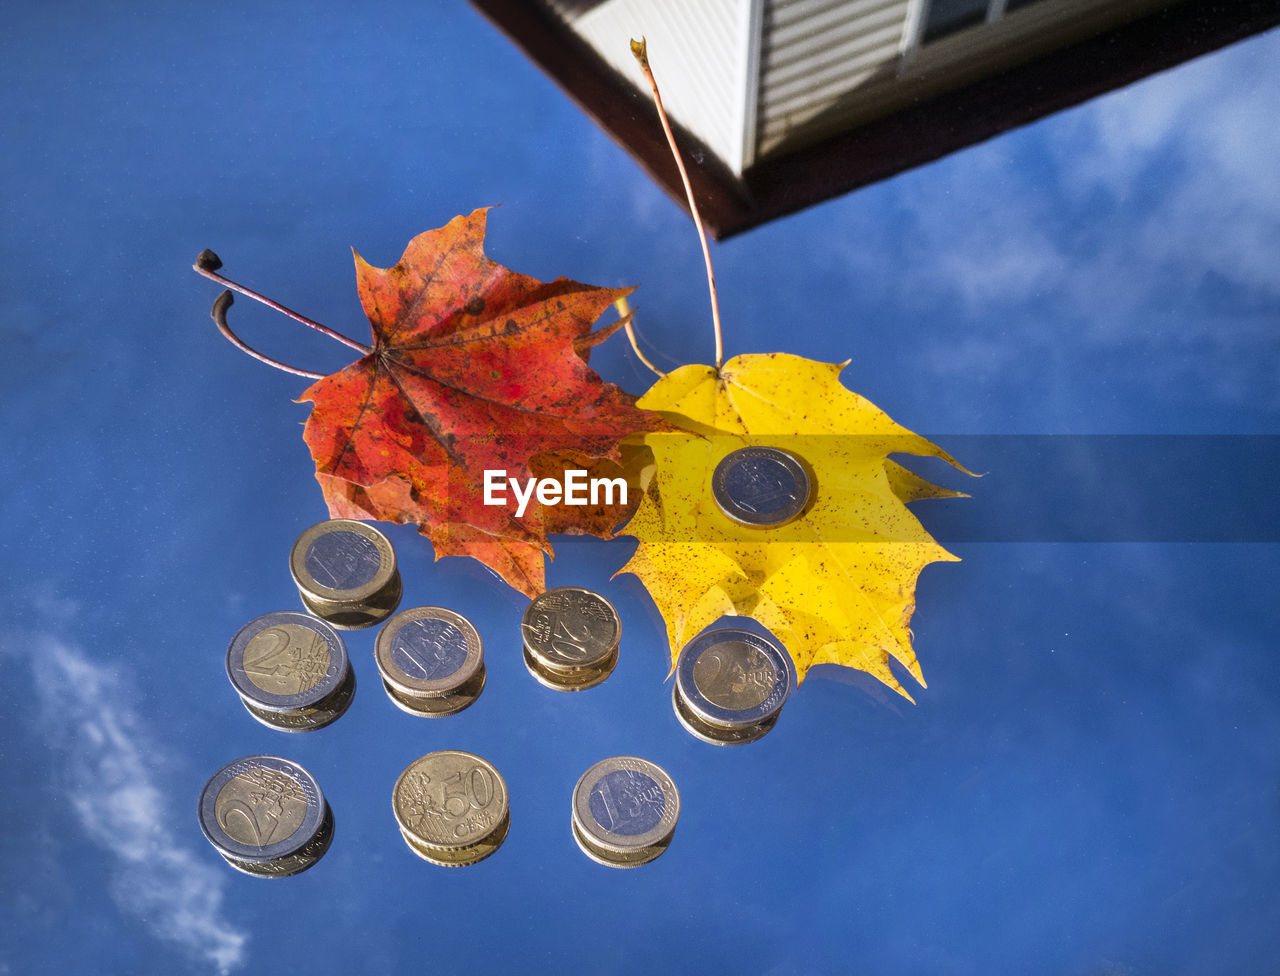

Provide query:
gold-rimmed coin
left=379, top=673, right=486, bottom=717
left=375, top=607, right=485, bottom=717
left=298, top=574, right=403, bottom=630
left=711, top=446, right=812, bottom=527
left=392, top=751, right=508, bottom=866
left=571, top=819, right=668, bottom=868
left=290, top=519, right=401, bottom=629
left=571, top=756, right=679, bottom=868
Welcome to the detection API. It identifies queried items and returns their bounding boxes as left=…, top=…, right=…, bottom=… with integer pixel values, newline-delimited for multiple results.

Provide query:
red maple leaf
left=295, top=208, right=662, bottom=596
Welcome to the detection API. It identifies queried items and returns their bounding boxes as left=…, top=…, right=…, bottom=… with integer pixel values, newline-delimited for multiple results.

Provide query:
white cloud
left=813, top=30, right=1280, bottom=418
left=868, top=31, right=1280, bottom=317
left=12, top=633, right=247, bottom=974
left=1058, top=32, right=1280, bottom=299
left=1100, top=51, right=1279, bottom=297
left=818, top=138, right=1077, bottom=321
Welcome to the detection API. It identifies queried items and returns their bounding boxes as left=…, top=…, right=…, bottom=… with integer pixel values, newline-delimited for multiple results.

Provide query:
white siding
left=757, top=0, right=1170, bottom=157
left=757, top=0, right=913, bottom=156
left=549, top=0, right=749, bottom=172
left=544, top=0, right=1173, bottom=171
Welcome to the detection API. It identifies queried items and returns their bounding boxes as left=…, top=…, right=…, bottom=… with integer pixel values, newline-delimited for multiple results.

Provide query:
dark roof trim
left=472, top=0, right=1280, bottom=240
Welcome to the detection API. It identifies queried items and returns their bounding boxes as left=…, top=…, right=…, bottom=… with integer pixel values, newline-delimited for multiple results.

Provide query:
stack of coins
left=198, top=756, right=333, bottom=877
left=711, top=446, right=813, bottom=527
left=290, top=519, right=402, bottom=629
left=374, top=607, right=486, bottom=717
left=392, top=751, right=509, bottom=866
left=521, top=586, right=620, bottom=691
left=571, top=756, right=679, bottom=868
left=226, top=611, right=355, bottom=732
left=672, top=628, right=794, bottom=745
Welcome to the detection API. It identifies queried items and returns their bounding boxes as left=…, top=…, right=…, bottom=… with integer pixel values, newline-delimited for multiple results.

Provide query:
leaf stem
left=630, top=38, right=724, bottom=371
left=210, top=290, right=324, bottom=380
left=193, top=249, right=373, bottom=356
left=614, top=297, right=665, bottom=377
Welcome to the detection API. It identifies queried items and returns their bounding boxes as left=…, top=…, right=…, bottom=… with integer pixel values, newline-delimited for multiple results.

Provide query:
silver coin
left=375, top=607, right=483, bottom=702
left=674, top=628, right=793, bottom=733
left=571, top=756, right=678, bottom=866
left=291, top=520, right=401, bottom=627
left=522, top=587, right=620, bottom=672
left=198, top=756, right=328, bottom=866
left=226, top=611, right=349, bottom=715
left=711, top=446, right=811, bottom=527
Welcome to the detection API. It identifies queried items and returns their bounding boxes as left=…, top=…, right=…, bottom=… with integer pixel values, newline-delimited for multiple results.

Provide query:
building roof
left=473, top=0, right=1280, bottom=238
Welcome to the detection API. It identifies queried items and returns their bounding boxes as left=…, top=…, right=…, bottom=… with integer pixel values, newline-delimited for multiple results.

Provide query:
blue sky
left=2, top=2, right=1279, bottom=974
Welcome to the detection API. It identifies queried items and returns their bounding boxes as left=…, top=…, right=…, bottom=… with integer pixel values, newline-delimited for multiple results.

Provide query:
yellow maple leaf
left=617, top=352, right=971, bottom=701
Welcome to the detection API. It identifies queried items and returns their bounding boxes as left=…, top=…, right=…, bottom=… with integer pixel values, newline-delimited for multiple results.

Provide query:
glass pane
left=923, top=0, right=990, bottom=43
left=6, top=3, right=1280, bottom=975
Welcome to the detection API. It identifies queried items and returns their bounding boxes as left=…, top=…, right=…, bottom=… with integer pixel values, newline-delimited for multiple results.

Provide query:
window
left=923, top=0, right=990, bottom=43
left=921, top=0, right=1048, bottom=45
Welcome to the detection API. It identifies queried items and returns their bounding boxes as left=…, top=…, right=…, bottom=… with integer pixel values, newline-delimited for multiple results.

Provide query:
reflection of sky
left=1, top=2, right=1278, bottom=973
